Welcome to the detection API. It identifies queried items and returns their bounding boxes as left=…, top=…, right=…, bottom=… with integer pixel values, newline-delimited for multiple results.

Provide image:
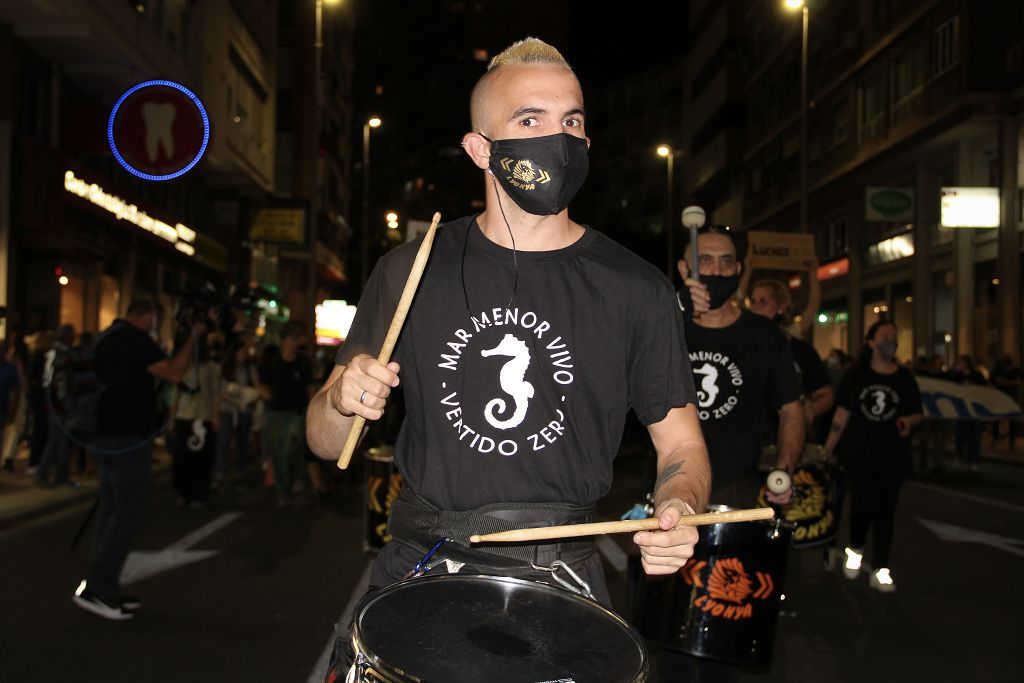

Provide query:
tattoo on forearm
left=654, top=461, right=686, bottom=495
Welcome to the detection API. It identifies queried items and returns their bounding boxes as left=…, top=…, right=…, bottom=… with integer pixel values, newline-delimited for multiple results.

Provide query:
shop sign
left=940, top=187, right=1000, bottom=228
left=251, top=208, right=306, bottom=243
left=817, top=258, right=849, bottom=281
left=315, top=299, right=358, bottom=346
left=746, top=231, right=816, bottom=270
left=865, top=232, right=914, bottom=266
left=108, top=80, right=210, bottom=181
left=63, top=170, right=196, bottom=256
left=865, top=187, right=914, bottom=222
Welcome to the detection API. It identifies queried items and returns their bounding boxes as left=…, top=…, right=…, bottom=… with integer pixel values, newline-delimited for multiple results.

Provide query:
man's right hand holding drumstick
left=632, top=404, right=712, bottom=576
left=307, top=355, right=400, bottom=456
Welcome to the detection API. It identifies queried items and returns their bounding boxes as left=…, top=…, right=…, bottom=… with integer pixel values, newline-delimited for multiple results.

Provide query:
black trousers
left=172, top=419, right=216, bottom=503
left=847, top=464, right=904, bottom=567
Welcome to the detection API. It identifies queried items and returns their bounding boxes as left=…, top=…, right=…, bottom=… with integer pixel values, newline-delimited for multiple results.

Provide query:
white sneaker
left=842, top=547, right=862, bottom=579
left=870, top=567, right=897, bottom=593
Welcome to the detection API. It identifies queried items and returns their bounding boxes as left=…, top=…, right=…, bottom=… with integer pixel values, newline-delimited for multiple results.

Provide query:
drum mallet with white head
left=766, top=469, right=792, bottom=495
left=681, top=205, right=706, bottom=281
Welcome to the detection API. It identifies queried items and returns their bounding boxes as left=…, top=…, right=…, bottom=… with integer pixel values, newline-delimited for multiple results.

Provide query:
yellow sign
left=746, top=231, right=816, bottom=270
left=250, top=208, right=306, bottom=243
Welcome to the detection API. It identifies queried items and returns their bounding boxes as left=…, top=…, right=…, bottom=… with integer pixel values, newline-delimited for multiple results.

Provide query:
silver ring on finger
left=359, top=390, right=367, bottom=405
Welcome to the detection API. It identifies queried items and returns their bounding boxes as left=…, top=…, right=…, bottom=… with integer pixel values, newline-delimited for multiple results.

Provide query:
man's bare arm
left=306, top=355, right=400, bottom=460
left=147, top=333, right=197, bottom=384
left=647, top=404, right=711, bottom=516
left=808, top=385, right=834, bottom=420
left=823, top=406, right=851, bottom=455
left=775, top=399, right=805, bottom=473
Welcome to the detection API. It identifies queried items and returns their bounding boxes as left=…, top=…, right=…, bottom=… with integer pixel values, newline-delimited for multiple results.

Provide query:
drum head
left=354, top=574, right=646, bottom=682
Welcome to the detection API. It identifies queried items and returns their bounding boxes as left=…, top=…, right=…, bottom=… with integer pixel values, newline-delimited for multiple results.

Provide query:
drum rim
left=352, top=574, right=648, bottom=683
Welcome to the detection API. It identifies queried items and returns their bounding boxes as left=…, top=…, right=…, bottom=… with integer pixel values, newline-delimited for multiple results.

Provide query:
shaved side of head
left=469, top=37, right=574, bottom=133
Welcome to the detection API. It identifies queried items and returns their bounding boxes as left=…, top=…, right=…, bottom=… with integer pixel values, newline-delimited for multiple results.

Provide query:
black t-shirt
left=790, top=337, right=830, bottom=396
left=96, top=322, right=167, bottom=437
left=261, top=355, right=312, bottom=412
left=336, top=216, right=697, bottom=510
left=683, top=310, right=801, bottom=484
left=835, top=364, right=922, bottom=466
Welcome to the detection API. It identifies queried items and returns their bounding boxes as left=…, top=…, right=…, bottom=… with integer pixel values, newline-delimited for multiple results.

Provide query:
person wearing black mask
left=823, top=320, right=922, bottom=592
left=677, top=226, right=804, bottom=507
left=308, top=37, right=711, bottom=679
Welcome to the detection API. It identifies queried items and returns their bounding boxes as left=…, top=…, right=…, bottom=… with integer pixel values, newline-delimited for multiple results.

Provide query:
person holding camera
left=73, top=299, right=204, bottom=621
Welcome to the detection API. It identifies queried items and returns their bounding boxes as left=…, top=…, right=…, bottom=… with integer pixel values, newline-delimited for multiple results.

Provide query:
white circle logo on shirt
left=434, top=306, right=575, bottom=457
left=858, top=384, right=899, bottom=422
left=689, top=351, right=744, bottom=421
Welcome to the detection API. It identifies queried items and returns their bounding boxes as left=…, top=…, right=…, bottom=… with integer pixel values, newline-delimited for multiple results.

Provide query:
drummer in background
left=747, top=278, right=834, bottom=443
left=677, top=227, right=804, bottom=506
left=670, top=227, right=802, bottom=682
left=823, top=320, right=923, bottom=592
left=307, top=37, right=711, bottom=677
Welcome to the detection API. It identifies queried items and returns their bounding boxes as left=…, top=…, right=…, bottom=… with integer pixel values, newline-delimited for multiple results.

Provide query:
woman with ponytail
left=823, top=320, right=923, bottom=592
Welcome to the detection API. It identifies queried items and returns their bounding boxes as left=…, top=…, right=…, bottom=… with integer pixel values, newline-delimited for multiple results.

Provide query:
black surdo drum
left=631, top=506, right=791, bottom=664
left=351, top=575, right=648, bottom=682
left=364, top=447, right=403, bottom=552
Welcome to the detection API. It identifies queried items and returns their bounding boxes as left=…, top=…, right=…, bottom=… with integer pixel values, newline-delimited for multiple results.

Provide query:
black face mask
left=486, top=133, right=589, bottom=215
left=703, top=274, right=740, bottom=310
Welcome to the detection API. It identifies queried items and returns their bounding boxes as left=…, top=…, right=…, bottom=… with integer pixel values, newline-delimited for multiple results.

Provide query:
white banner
left=917, top=376, right=1023, bottom=421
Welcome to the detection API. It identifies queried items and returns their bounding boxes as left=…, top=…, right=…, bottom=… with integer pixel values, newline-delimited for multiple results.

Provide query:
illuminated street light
left=385, top=211, right=398, bottom=223
left=818, top=313, right=828, bottom=323
left=388, top=220, right=399, bottom=230
left=656, top=144, right=674, bottom=277
left=361, top=116, right=383, bottom=286
left=58, top=275, right=69, bottom=286
left=784, top=0, right=809, bottom=235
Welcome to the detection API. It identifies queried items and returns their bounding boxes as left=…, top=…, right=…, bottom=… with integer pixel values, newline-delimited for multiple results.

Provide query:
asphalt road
left=1, top=448, right=1022, bottom=683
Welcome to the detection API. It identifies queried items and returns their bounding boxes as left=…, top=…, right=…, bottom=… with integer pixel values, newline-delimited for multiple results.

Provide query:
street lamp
left=657, top=144, right=674, bottom=278
left=360, top=116, right=382, bottom=286
left=386, top=211, right=399, bottom=230
left=784, top=0, right=809, bottom=233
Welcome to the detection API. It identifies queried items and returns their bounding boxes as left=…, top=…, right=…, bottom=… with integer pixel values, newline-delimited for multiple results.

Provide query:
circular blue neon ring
left=107, top=79, right=210, bottom=182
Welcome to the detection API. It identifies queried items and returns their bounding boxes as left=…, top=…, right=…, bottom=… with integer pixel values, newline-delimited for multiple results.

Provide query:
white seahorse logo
left=693, top=362, right=720, bottom=409
left=870, top=390, right=887, bottom=416
left=480, top=334, right=535, bottom=430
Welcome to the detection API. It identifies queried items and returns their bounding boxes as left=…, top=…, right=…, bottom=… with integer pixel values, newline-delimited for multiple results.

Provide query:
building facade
left=681, top=0, right=1024, bottom=367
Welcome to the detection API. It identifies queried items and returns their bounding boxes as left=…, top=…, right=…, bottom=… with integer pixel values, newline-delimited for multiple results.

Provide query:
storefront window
left=812, top=304, right=849, bottom=360
left=99, top=276, right=120, bottom=331
left=891, top=282, right=914, bottom=364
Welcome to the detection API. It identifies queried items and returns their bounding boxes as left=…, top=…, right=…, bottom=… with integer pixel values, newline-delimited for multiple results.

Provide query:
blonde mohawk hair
left=471, top=37, right=574, bottom=132
left=487, top=37, right=572, bottom=71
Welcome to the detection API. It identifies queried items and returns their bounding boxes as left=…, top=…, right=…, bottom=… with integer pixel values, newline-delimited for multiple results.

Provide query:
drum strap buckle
left=531, top=560, right=595, bottom=600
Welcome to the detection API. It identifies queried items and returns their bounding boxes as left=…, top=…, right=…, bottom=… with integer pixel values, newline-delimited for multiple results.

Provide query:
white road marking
left=907, top=482, right=1024, bottom=515
left=120, top=512, right=243, bottom=585
left=306, top=561, right=373, bottom=683
left=596, top=535, right=628, bottom=574
left=918, top=518, right=1024, bottom=558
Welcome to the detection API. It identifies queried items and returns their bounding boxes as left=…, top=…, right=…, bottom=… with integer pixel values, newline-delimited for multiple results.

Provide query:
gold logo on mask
left=500, top=158, right=551, bottom=190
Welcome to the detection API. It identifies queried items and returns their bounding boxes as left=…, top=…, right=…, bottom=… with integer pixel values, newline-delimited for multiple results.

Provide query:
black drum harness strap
left=387, top=487, right=598, bottom=598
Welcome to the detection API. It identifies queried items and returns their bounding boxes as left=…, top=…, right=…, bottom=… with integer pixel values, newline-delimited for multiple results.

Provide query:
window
left=891, top=45, right=924, bottom=124
left=932, top=16, right=960, bottom=76
left=815, top=216, right=847, bottom=260
left=857, top=77, right=886, bottom=144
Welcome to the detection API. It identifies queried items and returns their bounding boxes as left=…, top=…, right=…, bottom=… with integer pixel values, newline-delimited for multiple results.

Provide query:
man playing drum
left=307, top=37, right=711, bottom=677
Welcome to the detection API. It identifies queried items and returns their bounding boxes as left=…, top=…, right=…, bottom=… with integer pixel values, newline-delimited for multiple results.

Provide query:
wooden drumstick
left=469, top=507, right=775, bottom=544
left=336, top=212, right=442, bottom=470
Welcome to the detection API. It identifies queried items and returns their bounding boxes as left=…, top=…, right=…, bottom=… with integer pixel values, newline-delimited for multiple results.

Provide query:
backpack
left=59, top=321, right=125, bottom=435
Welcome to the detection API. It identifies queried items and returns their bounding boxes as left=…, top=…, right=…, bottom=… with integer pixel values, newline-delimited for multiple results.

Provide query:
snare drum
left=364, top=447, right=403, bottom=552
left=631, top=506, right=791, bottom=664
left=351, top=574, right=648, bottom=682
left=757, top=461, right=838, bottom=548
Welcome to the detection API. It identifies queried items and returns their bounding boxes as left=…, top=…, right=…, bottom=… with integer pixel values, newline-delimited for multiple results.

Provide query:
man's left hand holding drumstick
left=633, top=404, right=712, bottom=576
